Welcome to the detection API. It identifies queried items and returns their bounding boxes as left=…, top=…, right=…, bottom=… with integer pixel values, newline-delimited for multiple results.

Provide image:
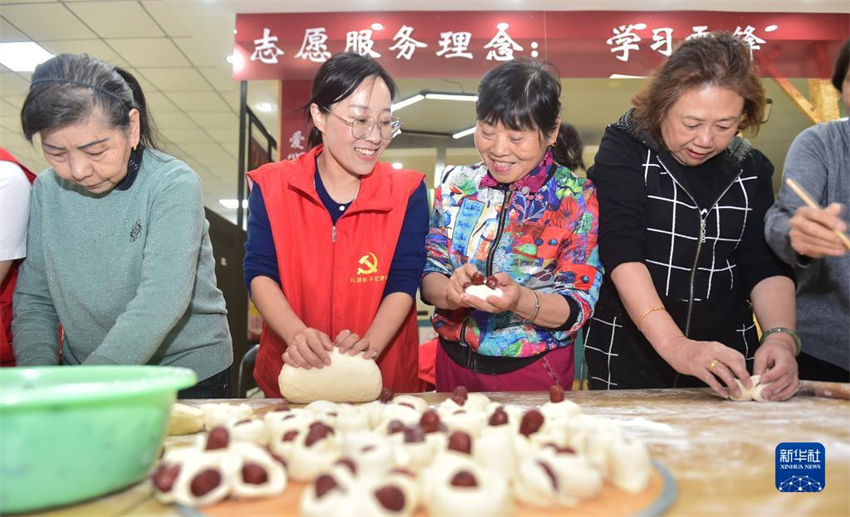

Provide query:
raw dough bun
left=280, top=347, right=383, bottom=403
left=227, top=418, right=268, bottom=445
left=169, top=453, right=232, bottom=507
left=610, top=438, right=651, bottom=493
left=225, top=442, right=288, bottom=499
left=730, top=375, right=772, bottom=402
left=391, top=395, right=429, bottom=414
left=199, top=403, right=253, bottom=430
left=514, top=449, right=602, bottom=508
left=168, top=403, right=205, bottom=435
left=464, top=284, right=504, bottom=300
left=300, top=464, right=419, bottom=517
left=421, top=454, right=513, bottom=517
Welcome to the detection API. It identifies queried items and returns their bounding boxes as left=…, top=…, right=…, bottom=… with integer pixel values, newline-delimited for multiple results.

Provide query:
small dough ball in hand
left=464, top=284, right=504, bottom=300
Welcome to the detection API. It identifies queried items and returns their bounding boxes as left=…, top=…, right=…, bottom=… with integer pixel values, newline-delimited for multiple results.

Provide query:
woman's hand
left=335, top=329, right=378, bottom=360
left=657, top=336, right=751, bottom=399
left=462, top=272, right=523, bottom=314
left=444, top=263, right=479, bottom=310
left=789, top=203, right=848, bottom=258
left=753, top=335, right=799, bottom=401
left=282, top=327, right=333, bottom=369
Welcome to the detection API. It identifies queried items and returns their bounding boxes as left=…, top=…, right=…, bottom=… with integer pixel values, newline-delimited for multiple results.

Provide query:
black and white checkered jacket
left=585, top=111, right=791, bottom=389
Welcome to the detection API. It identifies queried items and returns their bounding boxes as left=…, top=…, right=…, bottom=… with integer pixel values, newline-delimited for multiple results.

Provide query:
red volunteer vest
left=248, top=146, right=424, bottom=397
left=0, top=148, right=37, bottom=367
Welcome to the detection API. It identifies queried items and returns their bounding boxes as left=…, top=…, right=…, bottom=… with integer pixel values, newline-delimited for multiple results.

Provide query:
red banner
left=278, top=80, right=312, bottom=164
left=233, top=11, right=848, bottom=80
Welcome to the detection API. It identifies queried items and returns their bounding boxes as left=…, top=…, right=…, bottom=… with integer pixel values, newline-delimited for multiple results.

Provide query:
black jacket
left=585, top=110, right=793, bottom=389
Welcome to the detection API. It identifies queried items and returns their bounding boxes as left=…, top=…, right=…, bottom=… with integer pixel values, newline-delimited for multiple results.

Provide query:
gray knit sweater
left=765, top=119, right=850, bottom=371
left=13, top=148, right=233, bottom=381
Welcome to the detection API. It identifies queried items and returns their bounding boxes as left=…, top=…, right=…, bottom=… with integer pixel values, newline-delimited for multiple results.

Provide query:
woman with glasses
left=244, top=52, right=429, bottom=397
left=420, top=59, right=602, bottom=392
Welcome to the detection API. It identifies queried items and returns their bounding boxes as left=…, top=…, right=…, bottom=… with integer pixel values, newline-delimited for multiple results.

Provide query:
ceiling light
left=424, top=93, right=478, bottom=102
left=371, top=23, right=384, bottom=31
left=391, top=94, right=424, bottom=111
left=392, top=162, right=403, bottom=169
left=0, top=42, right=53, bottom=72
left=452, top=126, right=476, bottom=139
left=256, top=102, right=275, bottom=112
left=219, top=199, right=248, bottom=210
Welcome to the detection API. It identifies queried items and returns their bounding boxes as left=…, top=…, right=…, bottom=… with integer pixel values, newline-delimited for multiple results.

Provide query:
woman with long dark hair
left=14, top=53, right=233, bottom=398
left=244, top=52, right=429, bottom=397
left=421, top=59, right=602, bottom=392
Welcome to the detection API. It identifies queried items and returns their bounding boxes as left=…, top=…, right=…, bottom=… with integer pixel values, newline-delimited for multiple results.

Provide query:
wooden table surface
left=31, top=388, right=850, bottom=517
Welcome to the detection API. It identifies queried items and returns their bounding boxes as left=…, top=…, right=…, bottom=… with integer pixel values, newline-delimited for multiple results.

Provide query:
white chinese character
left=794, top=449, right=806, bottom=462
left=286, top=151, right=305, bottom=160
left=484, top=22, right=523, bottom=61
left=436, top=31, right=473, bottom=59
left=686, top=26, right=710, bottom=40
left=345, top=30, right=381, bottom=58
left=295, top=28, right=332, bottom=63
left=780, top=450, right=791, bottom=462
left=733, top=25, right=767, bottom=59
left=389, top=25, right=427, bottom=60
left=651, top=28, right=673, bottom=57
left=807, top=449, right=821, bottom=463
left=606, top=23, right=647, bottom=62
left=289, top=130, right=305, bottom=150
left=251, top=28, right=284, bottom=64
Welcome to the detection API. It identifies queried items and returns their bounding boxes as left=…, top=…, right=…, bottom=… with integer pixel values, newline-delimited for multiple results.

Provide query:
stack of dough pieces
left=152, top=385, right=656, bottom=514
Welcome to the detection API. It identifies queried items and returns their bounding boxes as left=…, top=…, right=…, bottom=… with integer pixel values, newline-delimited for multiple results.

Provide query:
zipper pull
left=699, top=219, right=706, bottom=243
left=332, top=226, right=336, bottom=243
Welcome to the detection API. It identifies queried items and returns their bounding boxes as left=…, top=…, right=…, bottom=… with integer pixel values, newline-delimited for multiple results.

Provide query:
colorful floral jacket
left=424, top=152, right=603, bottom=358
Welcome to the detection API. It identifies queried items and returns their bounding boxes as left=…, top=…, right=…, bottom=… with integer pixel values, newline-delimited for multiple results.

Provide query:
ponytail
left=22, top=54, right=165, bottom=153
left=114, top=67, right=163, bottom=151
left=307, top=125, right=323, bottom=150
left=551, top=123, right=585, bottom=171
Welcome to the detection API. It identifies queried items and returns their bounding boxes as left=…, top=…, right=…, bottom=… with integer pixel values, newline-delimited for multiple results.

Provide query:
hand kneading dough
left=279, top=347, right=383, bottom=403
left=730, top=375, right=773, bottom=402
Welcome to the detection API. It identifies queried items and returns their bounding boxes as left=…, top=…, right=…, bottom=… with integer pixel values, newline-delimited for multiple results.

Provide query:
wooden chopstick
left=784, top=178, right=850, bottom=250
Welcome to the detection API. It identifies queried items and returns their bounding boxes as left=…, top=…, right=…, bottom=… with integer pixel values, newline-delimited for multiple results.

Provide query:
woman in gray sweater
left=13, top=53, right=233, bottom=397
left=765, top=41, right=850, bottom=382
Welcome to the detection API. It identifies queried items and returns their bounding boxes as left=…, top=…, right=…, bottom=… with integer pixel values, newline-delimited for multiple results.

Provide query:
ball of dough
left=167, top=403, right=205, bottom=435
left=280, top=348, right=383, bottom=403
left=199, top=403, right=253, bottom=430
left=464, top=284, right=504, bottom=300
left=610, top=437, right=652, bottom=493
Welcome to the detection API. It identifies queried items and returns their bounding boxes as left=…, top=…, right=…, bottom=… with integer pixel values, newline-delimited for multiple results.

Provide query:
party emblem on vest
left=357, top=252, right=379, bottom=275
left=351, top=252, right=386, bottom=284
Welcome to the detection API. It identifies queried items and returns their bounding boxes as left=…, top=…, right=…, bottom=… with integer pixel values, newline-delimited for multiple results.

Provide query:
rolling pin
left=797, top=380, right=850, bottom=400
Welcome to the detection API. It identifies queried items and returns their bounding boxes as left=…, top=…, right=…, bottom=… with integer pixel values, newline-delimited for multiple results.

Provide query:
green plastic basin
left=0, top=366, right=197, bottom=514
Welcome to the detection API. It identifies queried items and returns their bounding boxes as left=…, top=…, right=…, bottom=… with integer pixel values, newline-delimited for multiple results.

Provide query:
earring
left=133, top=144, right=138, bottom=151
